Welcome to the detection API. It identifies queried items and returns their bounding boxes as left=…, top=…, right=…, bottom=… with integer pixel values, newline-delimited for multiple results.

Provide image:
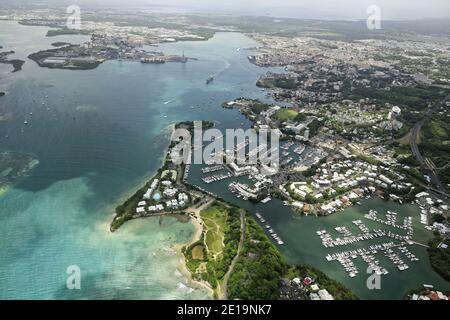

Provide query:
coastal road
left=221, top=209, right=246, bottom=300
left=410, top=93, right=450, bottom=199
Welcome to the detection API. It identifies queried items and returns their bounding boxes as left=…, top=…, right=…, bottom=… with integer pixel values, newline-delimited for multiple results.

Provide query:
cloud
left=8, top=0, right=450, bottom=20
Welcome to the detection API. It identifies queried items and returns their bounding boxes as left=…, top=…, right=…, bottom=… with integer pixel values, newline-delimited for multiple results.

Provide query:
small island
left=0, top=50, right=25, bottom=72
left=28, top=46, right=103, bottom=70
left=51, top=41, right=72, bottom=47
left=46, top=28, right=91, bottom=37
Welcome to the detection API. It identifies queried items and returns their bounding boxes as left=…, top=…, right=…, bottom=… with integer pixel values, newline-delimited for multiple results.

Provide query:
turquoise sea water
left=1, top=20, right=448, bottom=300
left=0, top=21, right=270, bottom=299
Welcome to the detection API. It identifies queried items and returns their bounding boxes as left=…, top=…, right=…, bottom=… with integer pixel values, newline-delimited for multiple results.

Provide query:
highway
left=410, top=93, right=450, bottom=199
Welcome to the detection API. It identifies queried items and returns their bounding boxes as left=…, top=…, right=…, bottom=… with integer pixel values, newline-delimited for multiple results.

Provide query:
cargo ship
left=140, top=57, right=165, bottom=64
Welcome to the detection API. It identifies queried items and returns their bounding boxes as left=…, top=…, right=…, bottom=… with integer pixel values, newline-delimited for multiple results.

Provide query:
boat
left=141, top=57, right=165, bottom=64
left=206, top=76, right=214, bottom=85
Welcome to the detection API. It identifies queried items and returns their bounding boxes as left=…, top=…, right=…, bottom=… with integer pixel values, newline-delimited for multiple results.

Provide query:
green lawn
left=275, top=108, right=298, bottom=121
left=200, top=203, right=228, bottom=259
left=428, top=121, right=448, bottom=140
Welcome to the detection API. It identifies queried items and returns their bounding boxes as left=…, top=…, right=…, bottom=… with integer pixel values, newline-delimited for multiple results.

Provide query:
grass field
left=201, top=204, right=228, bottom=259
left=183, top=201, right=241, bottom=294
left=275, top=108, right=298, bottom=121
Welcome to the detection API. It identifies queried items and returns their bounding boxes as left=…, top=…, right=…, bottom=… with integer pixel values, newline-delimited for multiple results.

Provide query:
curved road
left=222, top=209, right=246, bottom=300
left=410, top=93, right=450, bottom=198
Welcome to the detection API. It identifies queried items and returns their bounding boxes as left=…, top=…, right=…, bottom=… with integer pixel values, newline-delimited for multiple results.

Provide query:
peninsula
left=110, top=117, right=358, bottom=300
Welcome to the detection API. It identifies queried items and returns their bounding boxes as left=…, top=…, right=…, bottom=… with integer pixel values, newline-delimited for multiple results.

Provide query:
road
left=221, top=209, right=246, bottom=300
left=410, top=93, right=450, bottom=199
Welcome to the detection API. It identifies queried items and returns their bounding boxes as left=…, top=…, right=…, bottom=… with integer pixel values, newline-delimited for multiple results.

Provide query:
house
left=136, top=207, right=145, bottom=214
left=303, top=277, right=313, bottom=286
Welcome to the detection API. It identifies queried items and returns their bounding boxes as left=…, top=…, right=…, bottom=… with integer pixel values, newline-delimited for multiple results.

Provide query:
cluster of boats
left=294, top=145, right=306, bottom=155
left=183, top=164, right=191, bottom=181
left=361, top=253, right=389, bottom=276
left=325, top=241, right=420, bottom=277
left=420, top=209, right=428, bottom=225
left=382, top=229, right=410, bottom=242
left=398, top=246, right=419, bottom=262
left=191, top=184, right=218, bottom=199
left=202, top=172, right=232, bottom=184
left=335, top=226, right=352, bottom=237
left=281, top=142, right=295, bottom=150
left=281, top=157, right=293, bottom=166
left=317, top=228, right=387, bottom=248
left=201, top=165, right=224, bottom=174
left=228, top=182, right=256, bottom=201
left=353, top=220, right=370, bottom=233
left=385, top=248, right=410, bottom=271
left=255, top=213, right=284, bottom=246
left=335, top=256, right=359, bottom=278
left=365, top=210, right=414, bottom=233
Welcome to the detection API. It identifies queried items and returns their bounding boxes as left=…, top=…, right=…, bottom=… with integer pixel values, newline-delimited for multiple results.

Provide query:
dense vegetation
left=420, top=118, right=450, bottom=189
left=351, top=86, right=446, bottom=111
left=247, top=100, right=271, bottom=115
left=428, top=235, right=450, bottom=281
left=227, top=217, right=288, bottom=299
left=183, top=202, right=241, bottom=296
left=257, top=77, right=299, bottom=90
left=46, top=28, right=91, bottom=37
left=184, top=200, right=359, bottom=300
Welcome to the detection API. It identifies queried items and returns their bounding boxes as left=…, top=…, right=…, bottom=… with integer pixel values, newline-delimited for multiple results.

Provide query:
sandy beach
left=172, top=198, right=216, bottom=297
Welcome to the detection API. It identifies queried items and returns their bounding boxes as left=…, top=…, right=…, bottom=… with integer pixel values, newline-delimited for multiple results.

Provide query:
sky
left=4, top=0, right=450, bottom=20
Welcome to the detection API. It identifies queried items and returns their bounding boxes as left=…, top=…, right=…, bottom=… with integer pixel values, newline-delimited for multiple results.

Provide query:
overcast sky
left=7, top=0, right=450, bottom=20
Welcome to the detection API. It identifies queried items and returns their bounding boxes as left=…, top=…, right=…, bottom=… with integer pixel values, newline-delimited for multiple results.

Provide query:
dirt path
left=220, top=209, right=246, bottom=300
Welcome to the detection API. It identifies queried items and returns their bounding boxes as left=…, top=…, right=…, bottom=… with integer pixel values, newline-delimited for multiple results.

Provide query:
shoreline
left=106, top=122, right=214, bottom=297
left=108, top=123, right=174, bottom=233
left=173, top=211, right=215, bottom=298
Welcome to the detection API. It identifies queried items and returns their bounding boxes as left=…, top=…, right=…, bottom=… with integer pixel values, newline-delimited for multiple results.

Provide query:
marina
left=324, top=241, right=419, bottom=278
left=185, top=163, right=450, bottom=300
left=318, top=208, right=423, bottom=278
left=201, top=172, right=233, bottom=184
left=201, top=165, right=225, bottom=174
left=256, top=212, right=284, bottom=245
